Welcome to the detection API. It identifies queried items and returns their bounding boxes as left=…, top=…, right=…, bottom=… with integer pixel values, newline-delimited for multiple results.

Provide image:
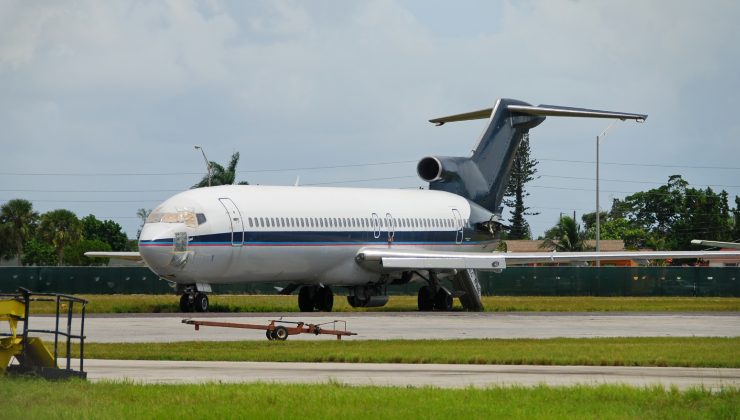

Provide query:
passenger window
left=259, top=217, right=264, bottom=227
left=248, top=217, right=253, bottom=227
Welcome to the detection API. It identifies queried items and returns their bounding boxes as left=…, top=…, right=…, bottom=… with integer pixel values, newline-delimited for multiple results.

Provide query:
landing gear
left=178, top=286, right=210, bottom=313
left=417, top=286, right=434, bottom=311
left=417, top=272, right=453, bottom=311
left=434, top=288, right=453, bottom=311
left=193, top=293, right=209, bottom=312
left=297, top=285, right=334, bottom=312
left=179, top=294, right=192, bottom=312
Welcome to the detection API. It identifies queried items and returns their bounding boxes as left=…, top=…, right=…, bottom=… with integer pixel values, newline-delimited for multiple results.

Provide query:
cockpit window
left=146, top=210, right=199, bottom=228
left=196, top=213, right=207, bottom=225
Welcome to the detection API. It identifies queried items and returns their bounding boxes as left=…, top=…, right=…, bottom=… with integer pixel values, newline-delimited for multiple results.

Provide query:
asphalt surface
left=22, top=312, right=740, bottom=342
left=80, top=359, right=740, bottom=390
left=7, top=312, right=737, bottom=389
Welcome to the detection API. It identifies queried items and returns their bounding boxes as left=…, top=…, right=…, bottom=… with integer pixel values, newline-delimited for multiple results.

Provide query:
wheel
left=194, top=293, right=209, bottom=312
left=273, top=326, right=289, bottom=341
left=179, top=294, right=192, bottom=312
left=315, top=286, right=334, bottom=312
left=298, top=286, right=315, bottom=312
left=434, top=288, right=453, bottom=311
left=347, top=295, right=365, bottom=308
left=266, top=329, right=274, bottom=341
left=417, top=286, right=434, bottom=311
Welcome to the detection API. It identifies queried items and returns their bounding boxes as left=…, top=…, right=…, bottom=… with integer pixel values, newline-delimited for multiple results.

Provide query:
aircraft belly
left=188, top=245, right=366, bottom=285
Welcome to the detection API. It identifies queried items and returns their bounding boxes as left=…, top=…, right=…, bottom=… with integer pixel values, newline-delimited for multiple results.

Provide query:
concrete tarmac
left=23, top=312, right=740, bottom=342
left=81, top=359, right=740, bottom=390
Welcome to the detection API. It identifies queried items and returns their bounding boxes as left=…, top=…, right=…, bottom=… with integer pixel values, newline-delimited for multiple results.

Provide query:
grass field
left=0, top=379, right=736, bottom=419
left=25, top=294, right=740, bottom=314
left=67, top=337, right=740, bottom=368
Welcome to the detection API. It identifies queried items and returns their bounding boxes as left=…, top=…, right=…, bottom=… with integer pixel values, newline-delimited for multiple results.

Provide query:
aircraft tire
left=434, top=289, right=453, bottom=311
left=274, top=326, right=289, bottom=341
left=194, top=293, right=209, bottom=312
left=315, top=286, right=334, bottom=312
left=417, top=286, right=434, bottom=311
left=179, top=294, right=192, bottom=312
left=298, top=286, right=315, bottom=312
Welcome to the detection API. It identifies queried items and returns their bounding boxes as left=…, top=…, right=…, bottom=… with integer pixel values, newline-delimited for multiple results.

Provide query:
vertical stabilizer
left=420, top=99, right=646, bottom=212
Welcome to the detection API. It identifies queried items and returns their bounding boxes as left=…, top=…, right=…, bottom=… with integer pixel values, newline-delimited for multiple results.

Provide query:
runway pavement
left=81, top=359, right=740, bottom=390
left=22, top=312, right=740, bottom=342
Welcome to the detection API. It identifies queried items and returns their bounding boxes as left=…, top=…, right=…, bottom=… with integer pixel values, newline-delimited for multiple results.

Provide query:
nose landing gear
left=179, top=287, right=210, bottom=312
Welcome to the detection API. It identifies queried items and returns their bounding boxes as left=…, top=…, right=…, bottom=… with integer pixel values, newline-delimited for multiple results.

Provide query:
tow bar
left=182, top=318, right=357, bottom=341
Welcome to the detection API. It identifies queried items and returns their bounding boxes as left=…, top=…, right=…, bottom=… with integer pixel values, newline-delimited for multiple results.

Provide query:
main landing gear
left=179, top=289, right=209, bottom=312
left=298, top=285, right=334, bottom=312
left=417, top=272, right=453, bottom=311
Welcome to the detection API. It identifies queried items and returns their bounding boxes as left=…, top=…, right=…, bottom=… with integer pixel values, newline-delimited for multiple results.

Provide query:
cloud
left=1, top=0, right=738, bottom=237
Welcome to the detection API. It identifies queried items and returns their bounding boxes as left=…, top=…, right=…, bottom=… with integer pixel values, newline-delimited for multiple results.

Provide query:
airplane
left=691, top=239, right=740, bottom=250
left=87, top=98, right=740, bottom=312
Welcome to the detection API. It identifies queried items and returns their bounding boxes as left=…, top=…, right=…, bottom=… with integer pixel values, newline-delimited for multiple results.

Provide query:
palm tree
left=38, top=209, right=82, bottom=266
left=540, top=216, right=590, bottom=252
left=192, top=152, right=250, bottom=188
left=0, top=199, right=39, bottom=265
left=136, top=208, right=151, bottom=239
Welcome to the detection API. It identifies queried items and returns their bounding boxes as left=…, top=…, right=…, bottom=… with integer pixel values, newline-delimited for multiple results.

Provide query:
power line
left=539, top=174, right=740, bottom=189
left=539, top=157, right=740, bottom=170
left=3, top=156, right=739, bottom=177
left=0, top=160, right=417, bottom=177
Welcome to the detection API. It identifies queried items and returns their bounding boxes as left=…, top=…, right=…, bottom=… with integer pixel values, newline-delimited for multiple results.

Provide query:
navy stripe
left=141, top=230, right=470, bottom=245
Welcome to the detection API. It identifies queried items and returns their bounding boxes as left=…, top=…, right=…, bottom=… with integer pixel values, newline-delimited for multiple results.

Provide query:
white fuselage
left=138, top=185, right=495, bottom=287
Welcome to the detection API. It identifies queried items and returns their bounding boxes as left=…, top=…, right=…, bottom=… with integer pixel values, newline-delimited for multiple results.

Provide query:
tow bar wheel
left=273, top=326, right=289, bottom=341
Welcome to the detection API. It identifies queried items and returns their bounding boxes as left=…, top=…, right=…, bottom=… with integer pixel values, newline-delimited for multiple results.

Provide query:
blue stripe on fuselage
left=139, top=230, right=476, bottom=246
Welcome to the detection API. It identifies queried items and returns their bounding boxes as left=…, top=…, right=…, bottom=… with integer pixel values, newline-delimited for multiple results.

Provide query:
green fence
left=0, top=266, right=738, bottom=297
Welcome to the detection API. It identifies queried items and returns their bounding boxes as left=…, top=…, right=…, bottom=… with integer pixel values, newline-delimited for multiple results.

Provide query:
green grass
left=25, top=294, right=740, bottom=314
left=68, top=337, right=740, bottom=368
left=0, top=379, right=736, bottom=419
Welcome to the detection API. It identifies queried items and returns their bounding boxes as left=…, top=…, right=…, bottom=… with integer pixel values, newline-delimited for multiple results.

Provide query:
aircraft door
left=371, top=213, right=381, bottom=239
left=219, top=198, right=244, bottom=246
left=385, top=213, right=395, bottom=244
left=451, top=208, right=464, bottom=245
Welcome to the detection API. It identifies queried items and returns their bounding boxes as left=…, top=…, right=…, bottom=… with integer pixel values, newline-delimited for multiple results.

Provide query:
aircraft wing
left=84, top=252, right=143, bottom=262
left=691, top=240, right=740, bottom=250
left=355, top=248, right=740, bottom=271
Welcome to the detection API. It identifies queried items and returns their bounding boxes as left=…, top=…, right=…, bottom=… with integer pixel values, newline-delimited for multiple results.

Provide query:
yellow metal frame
left=1, top=298, right=57, bottom=373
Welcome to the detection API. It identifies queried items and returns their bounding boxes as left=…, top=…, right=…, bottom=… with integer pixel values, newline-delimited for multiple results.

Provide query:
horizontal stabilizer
left=429, top=102, right=647, bottom=125
left=84, top=251, right=143, bottom=261
left=509, top=104, right=647, bottom=121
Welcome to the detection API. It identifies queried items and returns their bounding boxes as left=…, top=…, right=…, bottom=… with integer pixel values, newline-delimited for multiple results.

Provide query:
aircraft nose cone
left=138, top=224, right=183, bottom=276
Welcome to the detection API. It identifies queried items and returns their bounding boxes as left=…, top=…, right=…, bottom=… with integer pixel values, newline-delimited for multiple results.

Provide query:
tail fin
left=421, top=98, right=647, bottom=212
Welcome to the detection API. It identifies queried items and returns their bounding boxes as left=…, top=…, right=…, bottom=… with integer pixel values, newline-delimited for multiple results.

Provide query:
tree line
left=0, top=199, right=133, bottom=266
left=503, top=143, right=739, bottom=251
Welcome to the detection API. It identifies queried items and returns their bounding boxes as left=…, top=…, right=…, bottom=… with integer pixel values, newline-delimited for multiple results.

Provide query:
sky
left=1, top=0, right=739, bottom=239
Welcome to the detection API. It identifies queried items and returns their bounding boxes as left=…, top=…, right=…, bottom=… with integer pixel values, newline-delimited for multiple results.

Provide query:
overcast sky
left=1, top=0, right=739, bottom=239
